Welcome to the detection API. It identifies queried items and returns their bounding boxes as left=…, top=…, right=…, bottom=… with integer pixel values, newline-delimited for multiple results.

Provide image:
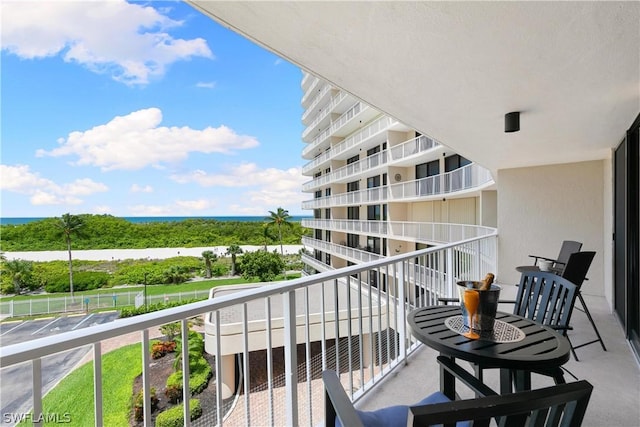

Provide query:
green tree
left=266, top=207, right=293, bottom=255
left=240, top=250, right=285, bottom=282
left=55, top=213, right=86, bottom=298
left=1, top=259, right=33, bottom=294
left=225, top=244, right=243, bottom=276
left=201, top=250, right=217, bottom=279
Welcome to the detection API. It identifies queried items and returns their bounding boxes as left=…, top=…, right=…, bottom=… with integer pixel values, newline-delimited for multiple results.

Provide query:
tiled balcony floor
left=357, top=287, right=640, bottom=427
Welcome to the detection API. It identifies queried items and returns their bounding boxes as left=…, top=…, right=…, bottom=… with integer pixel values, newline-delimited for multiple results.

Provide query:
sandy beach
left=3, top=245, right=305, bottom=262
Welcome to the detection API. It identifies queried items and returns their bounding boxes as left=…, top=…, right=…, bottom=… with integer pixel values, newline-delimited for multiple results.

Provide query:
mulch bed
left=130, top=349, right=217, bottom=427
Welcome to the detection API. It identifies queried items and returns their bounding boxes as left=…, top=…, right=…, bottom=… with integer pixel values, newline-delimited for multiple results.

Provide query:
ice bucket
left=456, top=281, right=501, bottom=333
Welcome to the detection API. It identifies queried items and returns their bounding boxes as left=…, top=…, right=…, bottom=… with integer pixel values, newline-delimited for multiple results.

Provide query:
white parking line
left=31, top=317, right=62, bottom=335
left=72, top=313, right=95, bottom=330
left=0, top=321, right=25, bottom=336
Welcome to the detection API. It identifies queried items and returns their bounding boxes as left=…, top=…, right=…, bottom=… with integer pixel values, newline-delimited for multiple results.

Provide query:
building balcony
left=301, top=91, right=352, bottom=141
left=1, top=233, right=637, bottom=427
left=300, top=76, right=322, bottom=107
left=302, top=115, right=397, bottom=167
left=301, top=102, right=376, bottom=160
left=302, top=220, right=496, bottom=246
left=301, top=84, right=333, bottom=125
left=301, top=236, right=384, bottom=264
left=302, top=162, right=494, bottom=200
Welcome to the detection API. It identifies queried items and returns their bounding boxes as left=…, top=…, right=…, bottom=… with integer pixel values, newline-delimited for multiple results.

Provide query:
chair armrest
left=322, top=371, right=364, bottom=427
left=549, top=325, right=574, bottom=332
left=438, top=297, right=460, bottom=305
left=528, top=254, right=561, bottom=264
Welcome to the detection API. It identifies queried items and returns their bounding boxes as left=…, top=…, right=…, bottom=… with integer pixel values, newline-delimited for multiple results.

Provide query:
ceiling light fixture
left=505, top=111, right=520, bottom=133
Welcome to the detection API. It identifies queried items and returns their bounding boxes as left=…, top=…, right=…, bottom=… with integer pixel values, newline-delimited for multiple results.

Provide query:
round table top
left=407, top=305, right=571, bottom=370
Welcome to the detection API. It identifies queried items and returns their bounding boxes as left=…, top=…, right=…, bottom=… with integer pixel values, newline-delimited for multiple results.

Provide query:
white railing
left=300, top=77, right=322, bottom=106
left=302, top=91, right=349, bottom=140
left=300, top=221, right=495, bottom=246
left=0, top=234, right=497, bottom=427
left=302, top=236, right=384, bottom=264
left=389, top=163, right=494, bottom=200
left=302, top=133, right=444, bottom=190
left=302, top=102, right=369, bottom=159
left=302, top=162, right=494, bottom=204
left=302, top=84, right=333, bottom=124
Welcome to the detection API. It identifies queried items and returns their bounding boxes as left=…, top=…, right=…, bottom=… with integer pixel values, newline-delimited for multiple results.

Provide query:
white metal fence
left=0, top=233, right=497, bottom=427
left=0, top=290, right=211, bottom=318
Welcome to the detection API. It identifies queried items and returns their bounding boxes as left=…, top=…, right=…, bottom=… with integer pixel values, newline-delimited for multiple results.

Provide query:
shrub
left=43, top=271, right=110, bottom=293
left=151, top=341, right=176, bottom=359
left=118, top=299, right=202, bottom=318
left=132, top=387, right=158, bottom=422
left=164, top=384, right=182, bottom=404
left=154, top=399, right=202, bottom=427
left=166, top=356, right=212, bottom=395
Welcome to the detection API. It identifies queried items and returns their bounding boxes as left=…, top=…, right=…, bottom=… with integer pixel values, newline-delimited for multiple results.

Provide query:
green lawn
left=19, top=343, right=141, bottom=427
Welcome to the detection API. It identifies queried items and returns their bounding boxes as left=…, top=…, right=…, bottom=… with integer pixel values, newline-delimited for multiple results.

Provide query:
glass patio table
left=407, top=305, right=571, bottom=398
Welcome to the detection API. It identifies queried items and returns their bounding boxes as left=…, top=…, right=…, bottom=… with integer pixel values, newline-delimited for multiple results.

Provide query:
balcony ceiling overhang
left=189, top=1, right=639, bottom=173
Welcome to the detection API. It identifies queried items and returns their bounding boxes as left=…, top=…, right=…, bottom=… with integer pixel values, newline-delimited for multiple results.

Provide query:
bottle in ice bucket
left=457, top=273, right=501, bottom=338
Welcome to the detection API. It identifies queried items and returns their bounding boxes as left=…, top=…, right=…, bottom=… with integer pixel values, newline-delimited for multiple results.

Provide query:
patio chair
left=559, top=251, right=607, bottom=360
left=519, top=240, right=582, bottom=274
left=323, top=370, right=593, bottom=427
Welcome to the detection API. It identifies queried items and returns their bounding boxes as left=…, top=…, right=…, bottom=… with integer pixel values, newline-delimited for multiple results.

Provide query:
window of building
left=367, top=175, right=381, bottom=188
left=368, top=205, right=381, bottom=220
left=367, top=236, right=381, bottom=254
left=416, top=160, right=440, bottom=179
left=347, top=233, right=359, bottom=248
left=325, top=230, right=331, bottom=242
left=444, top=154, right=471, bottom=172
left=315, top=190, right=322, bottom=199
left=325, top=208, right=331, bottom=219
left=347, top=180, right=359, bottom=192
left=367, top=146, right=380, bottom=156
left=325, top=188, right=331, bottom=196
left=347, top=206, right=359, bottom=220
left=315, top=229, right=322, bottom=239
left=314, top=209, right=321, bottom=219
left=347, top=155, right=359, bottom=164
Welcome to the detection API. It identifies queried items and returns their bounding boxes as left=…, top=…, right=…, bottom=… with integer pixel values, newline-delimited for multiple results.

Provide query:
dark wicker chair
left=323, top=369, right=593, bottom=427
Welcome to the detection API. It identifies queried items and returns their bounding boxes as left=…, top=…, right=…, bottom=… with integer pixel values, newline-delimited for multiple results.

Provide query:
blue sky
left=1, top=1, right=307, bottom=218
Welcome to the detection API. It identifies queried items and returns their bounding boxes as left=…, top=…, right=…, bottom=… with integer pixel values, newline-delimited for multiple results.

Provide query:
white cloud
left=93, top=205, right=113, bottom=214
left=274, top=58, right=283, bottom=66
left=170, top=163, right=305, bottom=191
left=36, top=108, right=260, bottom=171
left=128, top=198, right=216, bottom=216
left=130, top=184, right=154, bottom=193
left=0, top=1, right=213, bottom=85
left=170, top=163, right=307, bottom=214
left=196, top=81, right=216, bottom=89
left=0, top=164, right=108, bottom=206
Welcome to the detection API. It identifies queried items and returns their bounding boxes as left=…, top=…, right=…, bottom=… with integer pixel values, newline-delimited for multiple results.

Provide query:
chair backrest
left=556, top=240, right=583, bottom=266
left=514, top=271, right=578, bottom=328
left=323, top=370, right=593, bottom=427
left=408, top=380, right=593, bottom=427
left=561, top=251, right=596, bottom=289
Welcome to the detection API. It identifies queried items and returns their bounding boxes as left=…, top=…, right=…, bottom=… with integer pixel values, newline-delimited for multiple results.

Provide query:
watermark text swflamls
left=3, top=412, right=72, bottom=424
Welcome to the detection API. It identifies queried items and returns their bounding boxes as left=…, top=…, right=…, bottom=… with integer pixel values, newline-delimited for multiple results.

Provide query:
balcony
left=301, top=220, right=496, bottom=246
left=301, top=91, right=352, bottom=141
left=1, top=233, right=637, bottom=426
left=302, top=162, right=494, bottom=201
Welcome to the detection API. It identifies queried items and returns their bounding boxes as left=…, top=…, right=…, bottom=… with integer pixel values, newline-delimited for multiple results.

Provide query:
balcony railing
left=302, top=134, right=443, bottom=190
left=302, top=163, right=494, bottom=203
left=301, top=91, right=350, bottom=141
left=301, top=84, right=332, bottom=124
left=301, top=220, right=495, bottom=246
left=0, top=234, right=497, bottom=427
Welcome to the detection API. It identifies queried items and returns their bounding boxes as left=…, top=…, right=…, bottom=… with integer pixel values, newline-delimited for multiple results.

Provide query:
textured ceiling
left=189, top=1, right=639, bottom=174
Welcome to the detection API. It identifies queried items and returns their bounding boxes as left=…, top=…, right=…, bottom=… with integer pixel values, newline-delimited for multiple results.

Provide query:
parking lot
left=0, top=311, right=121, bottom=426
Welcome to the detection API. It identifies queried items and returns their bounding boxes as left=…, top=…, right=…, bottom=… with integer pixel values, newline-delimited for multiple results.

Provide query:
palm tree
left=225, top=244, right=243, bottom=276
left=55, top=213, right=85, bottom=298
left=201, top=250, right=217, bottom=279
left=266, top=207, right=293, bottom=255
left=3, top=259, right=33, bottom=295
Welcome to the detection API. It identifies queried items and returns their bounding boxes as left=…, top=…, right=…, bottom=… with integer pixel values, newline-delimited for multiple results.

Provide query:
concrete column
left=220, top=354, right=236, bottom=399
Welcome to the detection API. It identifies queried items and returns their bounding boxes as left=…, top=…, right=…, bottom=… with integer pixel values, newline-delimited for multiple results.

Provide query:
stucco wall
left=497, top=160, right=607, bottom=297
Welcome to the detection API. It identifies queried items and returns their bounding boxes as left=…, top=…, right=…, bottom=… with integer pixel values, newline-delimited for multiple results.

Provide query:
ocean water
left=1, top=215, right=311, bottom=226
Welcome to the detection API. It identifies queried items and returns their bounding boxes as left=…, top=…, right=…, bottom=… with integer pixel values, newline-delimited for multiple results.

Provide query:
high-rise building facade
left=299, top=73, right=497, bottom=276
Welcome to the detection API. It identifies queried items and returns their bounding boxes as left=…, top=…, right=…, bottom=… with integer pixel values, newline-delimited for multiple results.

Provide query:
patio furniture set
left=323, top=241, right=603, bottom=426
